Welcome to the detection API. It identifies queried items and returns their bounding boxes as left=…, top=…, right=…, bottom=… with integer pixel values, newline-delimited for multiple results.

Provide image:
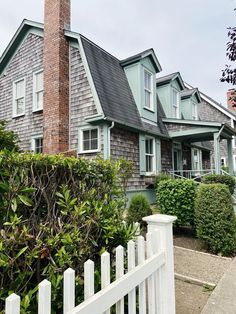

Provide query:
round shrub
left=195, top=183, right=236, bottom=256
left=156, top=179, right=197, bottom=227
left=202, top=174, right=236, bottom=194
left=127, top=194, right=152, bottom=225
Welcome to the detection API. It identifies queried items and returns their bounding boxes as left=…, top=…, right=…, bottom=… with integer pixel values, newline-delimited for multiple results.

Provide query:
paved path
left=174, top=246, right=232, bottom=284
left=201, top=257, right=236, bottom=314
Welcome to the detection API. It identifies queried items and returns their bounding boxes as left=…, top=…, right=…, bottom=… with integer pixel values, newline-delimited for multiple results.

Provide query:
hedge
left=202, top=174, right=236, bottom=194
left=0, top=151, right=134, bottom=312
left=195, top=183, right=236, bottom=256
left=126, top=194, right=152, bottom=226
left=156, top=179, right=197, bottom=227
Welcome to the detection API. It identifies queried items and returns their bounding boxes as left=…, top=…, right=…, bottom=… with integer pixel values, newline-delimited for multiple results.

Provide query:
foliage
left=156, top=179, right=197, bottom=227
left=195, top=184, right=236, bottom=256
left=154, top=173, right=171, bottom=189
left=202, top=174, right=236, bottom=194
left=126, top=194, right=152, bottom=226
left=0, top=120, right=19, bottom=151
left=0, top=151, right=135, bottom=313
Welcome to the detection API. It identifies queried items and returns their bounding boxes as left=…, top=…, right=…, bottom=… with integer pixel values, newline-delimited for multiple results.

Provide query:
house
left=0, top=0, right=235, bottom=203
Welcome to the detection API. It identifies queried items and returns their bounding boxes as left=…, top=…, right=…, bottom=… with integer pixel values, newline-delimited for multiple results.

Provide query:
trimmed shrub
left=154, top=173, right=171, bottom=189
left=127, top=194, right=152, bottom=225
left=0, top=120, right=19, bottom=151
left=195, top=183, right=236, bottom=256
left=0, top=151, right=135, bottom=312
left=202, top=174, right=236, bottom=194
left=156, top=179, right=197, bottom=227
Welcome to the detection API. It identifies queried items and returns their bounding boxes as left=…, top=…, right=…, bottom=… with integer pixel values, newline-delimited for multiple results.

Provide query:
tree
left=221, top=11, right=236, bottom=104
left=0, top=120, right=19, bottom=151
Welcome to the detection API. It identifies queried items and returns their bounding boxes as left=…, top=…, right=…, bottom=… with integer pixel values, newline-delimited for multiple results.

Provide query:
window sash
left=172, top=89, right=179, bottom=118
left=145, top=138, right=155, bottom=173
left=13, top=79, right=25, bottom=116
left=82, top=129, right=98, bottom=152
left=192, top=103, right=198, bottom=120
left=32, top=137, right=43, bottom=153
left=144, top=70, right=153, bottom=109
left=33, top=71, right=44, bottom=110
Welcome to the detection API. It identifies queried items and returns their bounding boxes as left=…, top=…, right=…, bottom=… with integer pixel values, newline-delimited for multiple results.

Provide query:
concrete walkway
left=201, top=257, right=236, bottom=314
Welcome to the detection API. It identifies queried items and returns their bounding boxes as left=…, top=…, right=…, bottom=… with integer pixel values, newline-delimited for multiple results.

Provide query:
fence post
left=143, top=214, right=177, bottom=314
left=5, top=294, right=20, bottom=314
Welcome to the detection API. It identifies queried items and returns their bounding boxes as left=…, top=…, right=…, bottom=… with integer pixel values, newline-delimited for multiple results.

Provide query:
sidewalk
left=201, top=257, right=236, bottom=314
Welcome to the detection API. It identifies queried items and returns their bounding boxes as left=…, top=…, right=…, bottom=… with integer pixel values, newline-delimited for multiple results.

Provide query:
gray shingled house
left=0, top=0, right=235, bottom=203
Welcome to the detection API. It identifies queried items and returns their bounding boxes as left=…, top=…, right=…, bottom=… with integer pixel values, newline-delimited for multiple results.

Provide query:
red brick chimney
left=43, top=0, right=70, bottom=154
left=227, top=88, right=236, bottom=112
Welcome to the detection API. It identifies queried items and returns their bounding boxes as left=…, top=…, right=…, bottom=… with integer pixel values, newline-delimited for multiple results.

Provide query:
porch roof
left=163, top=118, right=236, bottom=142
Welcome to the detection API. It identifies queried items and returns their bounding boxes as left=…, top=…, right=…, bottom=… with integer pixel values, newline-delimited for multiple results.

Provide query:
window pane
left=145, top=90, right=151, bottom=108
left=83, top=140, right=90, bottom=151
left=16, top=98, right=24, bottom=115
left=36, top=72, right=43, bottom=91
left=36, top=91, right=43, bottom=109
left=83, top=130, right=90, bottom=141
left=91, top=139, right=98, bottom=150
left=91, top=129, right=98, bottom=139
left=16, top=80, right=24, bottom=98
left=35, top=138, right=43, bottom=153
left=172, top=89, right=177, bottom=106
left=144, top=71, right=151, bottom=90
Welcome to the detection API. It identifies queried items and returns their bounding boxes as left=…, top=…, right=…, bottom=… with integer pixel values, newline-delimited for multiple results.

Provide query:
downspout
left=214, top=124, right=225, bottom=174
left=107, top=121, right=115, bottom=158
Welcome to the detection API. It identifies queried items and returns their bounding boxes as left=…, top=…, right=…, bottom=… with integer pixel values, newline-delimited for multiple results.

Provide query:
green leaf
left=21, top=187, right=37, bottom=194
left=11, top=198, right=18, bottom=212
left=15, top=246, right=28, bottom=260
left=18, top=195, right=33, bottom=207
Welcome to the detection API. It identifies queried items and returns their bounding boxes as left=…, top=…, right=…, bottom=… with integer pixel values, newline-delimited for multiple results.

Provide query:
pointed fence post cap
left=142, top=214, right=177, bottom=225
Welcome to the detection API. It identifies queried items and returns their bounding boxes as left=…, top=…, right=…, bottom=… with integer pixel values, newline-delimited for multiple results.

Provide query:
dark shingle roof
left=80, top=35, right=144, bottom=129
left=80, top=35, right=169, bottom=138
left=180, top=89, right=197, bottom=99
left=156, top=72, right=179, bottom=86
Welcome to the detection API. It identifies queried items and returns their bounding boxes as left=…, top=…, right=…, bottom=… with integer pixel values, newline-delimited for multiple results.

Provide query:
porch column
left=227, top=138, right=234, bottom=175
left=214, top=132, right=221, bottom=174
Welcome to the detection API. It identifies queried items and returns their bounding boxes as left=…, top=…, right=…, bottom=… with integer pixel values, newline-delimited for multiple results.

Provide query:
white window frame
left=144, top=69, right=154, bottom=111
left=221, top=157, right=227, bottom=167
left=33, top=69, right=44, bottom=112
left=31, top=135, right=43, bottom=153
left=192, top=101, right=198, bottom=120
left=145, top=136, right=156, bottom=175
left=78, top=126, right=100, bottom=154
left=172, top=88, right=180, bottom=119
left=13, top=77, right=26, bottom=117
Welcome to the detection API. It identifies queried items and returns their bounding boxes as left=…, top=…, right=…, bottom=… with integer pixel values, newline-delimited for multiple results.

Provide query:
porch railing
left=168, top=169, right=215, bottom=182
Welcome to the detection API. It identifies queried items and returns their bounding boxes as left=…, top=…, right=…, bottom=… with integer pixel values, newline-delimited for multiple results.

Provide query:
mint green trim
left=139, top=133, right=146, bottom=175
left=126, top=189, right=156, bottom=205
left=155, top=138, right=161, bottom=172
left=163, top=118, right=222, bottom=127
left=103, top=124, right=109, bottom=159
left=169, top=127, right=220, bottom=138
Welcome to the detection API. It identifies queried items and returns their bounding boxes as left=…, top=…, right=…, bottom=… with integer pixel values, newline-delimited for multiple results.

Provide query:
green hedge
left=0, top=151, right=134, bottom=312
left=154, top=173, right=171, bottom=189
left=202, top=174, right=236, bottom=194
left=195, top=184, right=236, bottom=256
left=126, top=194, right=152, bottom=226
left=156, top=179, right=197, bottom=227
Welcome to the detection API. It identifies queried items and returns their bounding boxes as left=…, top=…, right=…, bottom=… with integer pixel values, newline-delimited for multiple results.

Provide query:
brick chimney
left=43, top=0, right=71, bottom=154
left=227, top=88, right=236, bottom=112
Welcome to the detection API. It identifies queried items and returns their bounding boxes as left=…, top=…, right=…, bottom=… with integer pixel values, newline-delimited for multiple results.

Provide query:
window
left=13, top=78, right=25, bottom=117
left=221, top=157, right=226, bottom=167
left=81, top=128, right=99, bottom=153
left=172, top=89, right=179, bottom=118
left=145, top=137, right=155, bottom=173
left=144, top=70, right=153, bottom=110
left=33, top=70, right=44, bottom=111
left=32, top=136, right=43, bottom=153
left=193, top=148, right=200, bottom=172
left=192, top=102, right=198, bottom=120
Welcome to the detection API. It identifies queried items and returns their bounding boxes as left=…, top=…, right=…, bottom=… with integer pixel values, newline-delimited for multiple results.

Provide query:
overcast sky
left=0, top=0, right=235, bottom=106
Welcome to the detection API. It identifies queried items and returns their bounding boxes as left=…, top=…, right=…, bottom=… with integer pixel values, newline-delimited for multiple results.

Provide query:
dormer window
left=144, top=70, right=153, bottom=110
left=172, top=88, right=179, bottom=118
left=192, top=101, right=198, bottom=120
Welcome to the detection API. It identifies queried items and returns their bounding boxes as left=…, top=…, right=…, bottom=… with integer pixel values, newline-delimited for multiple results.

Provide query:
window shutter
left=155, top=138, right=161, bottom=173
left=139, top=134, right=146, bottom=175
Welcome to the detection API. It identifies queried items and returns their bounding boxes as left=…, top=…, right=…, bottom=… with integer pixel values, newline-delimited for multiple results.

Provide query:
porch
left=163, top=119, right=236, bottom=175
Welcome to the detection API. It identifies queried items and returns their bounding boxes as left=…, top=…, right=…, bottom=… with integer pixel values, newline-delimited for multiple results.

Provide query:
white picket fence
left=5, top=214, right=177, bottom=314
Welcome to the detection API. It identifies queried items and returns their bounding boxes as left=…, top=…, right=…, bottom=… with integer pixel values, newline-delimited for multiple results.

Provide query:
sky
left=0, top=0, right=235, bottom=106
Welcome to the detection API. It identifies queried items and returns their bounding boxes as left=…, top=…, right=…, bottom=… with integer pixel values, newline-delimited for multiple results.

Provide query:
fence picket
left=101, top=252, right=110, bottom=314
left=128, top=240, right=136, bottom=314
left=5, top=293, right=20, bottom=314
left=84, top=260, right=95, bottom=300
left=152, top=229, right=162, bottom=313
left=137, top=236, right=146, bottom=314
left=146, top=233, right=156, bottom=314
left=64, top=268, right=75, bottom=314
left=115, top=245, right=124, bottom=314
left=38, top=279, right=51, bottom=314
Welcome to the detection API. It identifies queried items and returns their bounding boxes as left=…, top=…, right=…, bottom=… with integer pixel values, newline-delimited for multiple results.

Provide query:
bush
left=195, top=184, right=236, bottom=256
left=0, top=120, right=19, bottom=151
left=0, top=151, right=135, bottom=312
left=154, top=173, right=171, bottom=189
left=126, top=194, right=152, bottom=225
left=156, top=179, right=197, bottom=227
left=202, top=174, right=236, bottom=194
